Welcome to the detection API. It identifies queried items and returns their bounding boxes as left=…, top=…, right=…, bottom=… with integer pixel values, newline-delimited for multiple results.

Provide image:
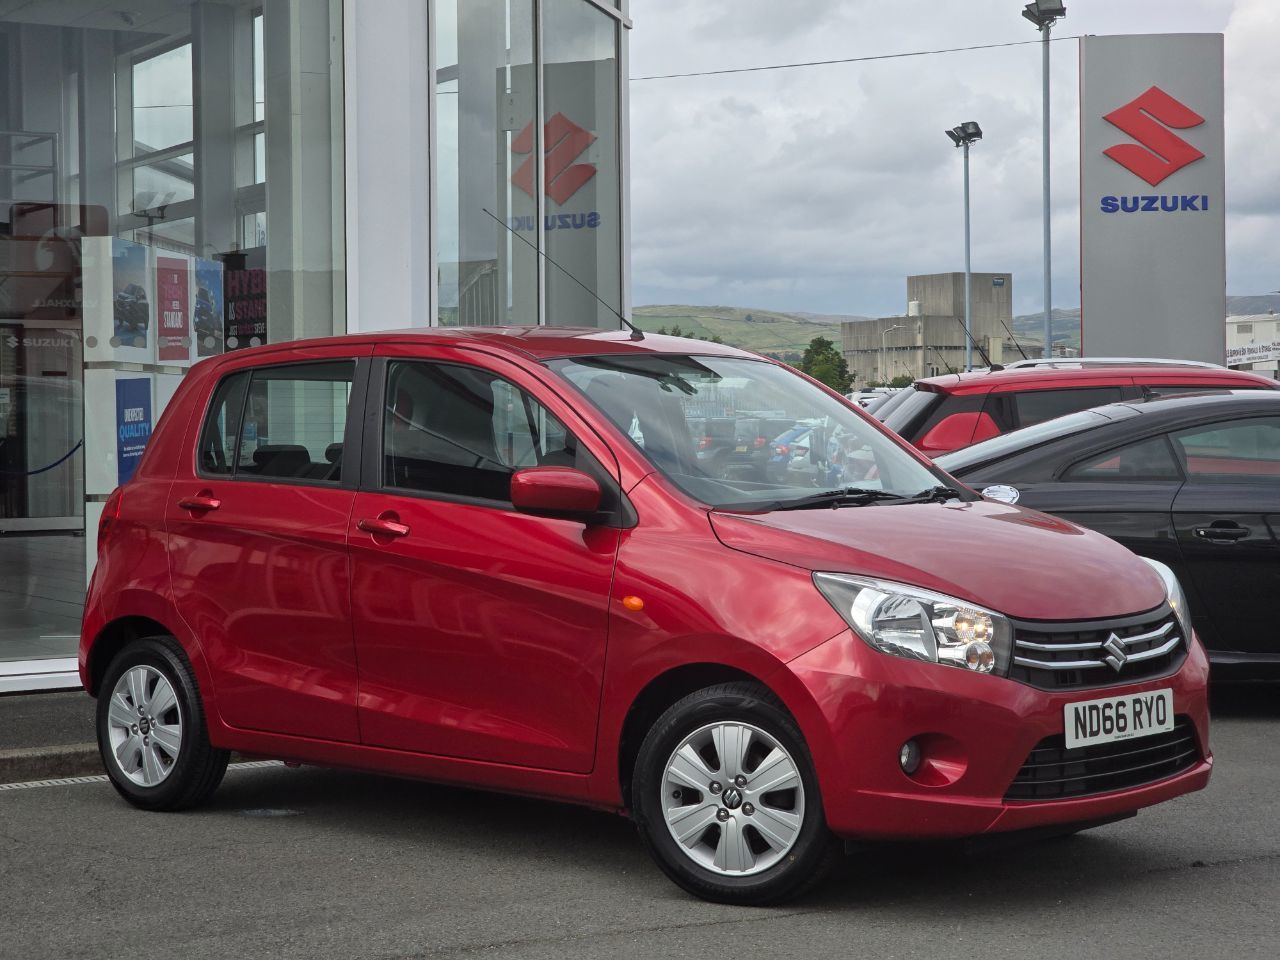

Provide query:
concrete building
left=0, top=0, right=631, bottom=689
left=841, top=273, right=1013, bottom=384
left=1226, top=314, right=1280, bottom=377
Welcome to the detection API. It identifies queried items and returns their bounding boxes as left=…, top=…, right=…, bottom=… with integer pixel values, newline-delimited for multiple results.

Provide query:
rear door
left=1169, top=416, right=1280, bottom=656
left=167, top=348, right=368, bottom=742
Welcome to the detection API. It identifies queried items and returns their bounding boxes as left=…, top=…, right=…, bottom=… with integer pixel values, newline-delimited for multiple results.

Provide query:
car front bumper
left=786, top=628, right=1212, bottom=840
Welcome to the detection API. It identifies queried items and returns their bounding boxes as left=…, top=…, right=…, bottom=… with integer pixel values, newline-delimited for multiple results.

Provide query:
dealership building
left=0, top=0, right=631, bottom=689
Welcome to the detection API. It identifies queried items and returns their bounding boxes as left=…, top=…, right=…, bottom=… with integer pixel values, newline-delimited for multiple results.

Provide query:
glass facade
left=0, top=0, right=628, bottom=680
left=436, top=0, right=623, bottom=327
left=0, top=1, right=346, bottom=668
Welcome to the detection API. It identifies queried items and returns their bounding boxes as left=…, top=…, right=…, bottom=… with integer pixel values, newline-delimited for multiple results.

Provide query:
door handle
left=357, top=515, right=410, bottom=539
left=177, top=492, right=221, bottom=513
left=1193, top=524, right=1249, bottom=543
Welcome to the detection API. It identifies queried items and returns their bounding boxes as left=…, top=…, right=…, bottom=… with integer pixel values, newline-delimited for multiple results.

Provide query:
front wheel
left=632, top=682, right=839, bottom=905
left=96, top=636, right=229, bottom=811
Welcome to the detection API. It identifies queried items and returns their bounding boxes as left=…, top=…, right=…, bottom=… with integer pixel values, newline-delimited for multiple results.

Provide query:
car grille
left=1008, top=607, right=1185, bottom=691
left=1005, top=716, right=1199, bottom=801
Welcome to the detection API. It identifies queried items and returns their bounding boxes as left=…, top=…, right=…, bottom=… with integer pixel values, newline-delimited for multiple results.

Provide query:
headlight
left=813, top=573, right=1012, bottom=675
left=1139, top=557, right=1192, bottom=640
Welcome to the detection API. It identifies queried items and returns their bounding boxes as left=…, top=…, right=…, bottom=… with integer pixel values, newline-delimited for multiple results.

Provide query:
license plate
left=1064, top=689, right=1173, bottom=749
left=735, top=444, right=749, bottom=452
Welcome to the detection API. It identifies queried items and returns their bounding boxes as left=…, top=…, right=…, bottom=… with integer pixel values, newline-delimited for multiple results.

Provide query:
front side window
left=198, top=361, right=354, bottom=484
left=1172, top=417, right=1280, bottom=481
left=383, top=361, right=581, bottom=503
left=550, top=355, right=944, bottom=510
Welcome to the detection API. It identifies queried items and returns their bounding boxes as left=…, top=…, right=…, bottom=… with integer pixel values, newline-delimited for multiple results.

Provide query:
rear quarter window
left=1013, top=387, right=1124, bottom=427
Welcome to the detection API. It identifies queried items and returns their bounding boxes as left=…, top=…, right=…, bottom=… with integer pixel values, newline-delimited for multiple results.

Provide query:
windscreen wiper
left=903, top=485, right=963, bottom=504
left=715, top=485, right=963, bottom=514
left=771, top=488, right=915, bottom=511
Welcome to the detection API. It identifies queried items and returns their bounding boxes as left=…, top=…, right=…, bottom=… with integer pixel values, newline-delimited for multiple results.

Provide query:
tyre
left=632, top=682, right=839, bottom=905
left=96, top=636, right=229, bottom=811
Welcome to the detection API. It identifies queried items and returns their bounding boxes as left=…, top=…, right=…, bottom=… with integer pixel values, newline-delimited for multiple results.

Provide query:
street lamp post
left=1022, top=0, right=1066, bottom=359
left=880, top=324, right=905, bottom=384
left=945, top=121, right=983, bottom=371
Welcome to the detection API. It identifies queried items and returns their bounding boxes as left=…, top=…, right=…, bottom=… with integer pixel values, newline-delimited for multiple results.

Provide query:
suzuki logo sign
left=1102, top=86, right=1205, bottom=186
left=512, top=112, right=597, bottom=205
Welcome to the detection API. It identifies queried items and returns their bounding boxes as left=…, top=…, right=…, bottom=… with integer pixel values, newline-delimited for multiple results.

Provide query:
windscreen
left=549, top=355, right=944, bottom=510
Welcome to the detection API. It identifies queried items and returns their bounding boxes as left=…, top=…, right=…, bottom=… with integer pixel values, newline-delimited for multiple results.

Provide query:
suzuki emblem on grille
left=1102, top=633, right=1129, bottom=672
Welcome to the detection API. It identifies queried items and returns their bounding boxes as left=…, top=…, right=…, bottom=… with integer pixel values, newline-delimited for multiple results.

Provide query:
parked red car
left=82, top=329, right=1211, bottom=904
left=881, top=359, right=1279, bottom=456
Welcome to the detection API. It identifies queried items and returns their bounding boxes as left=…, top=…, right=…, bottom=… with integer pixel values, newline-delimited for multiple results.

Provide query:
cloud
left=628, top=0, right=1266, bottom=314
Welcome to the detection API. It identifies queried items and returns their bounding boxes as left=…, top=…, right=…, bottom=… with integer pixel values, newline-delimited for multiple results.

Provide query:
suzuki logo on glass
left=509, top=113, right=600, bottom=233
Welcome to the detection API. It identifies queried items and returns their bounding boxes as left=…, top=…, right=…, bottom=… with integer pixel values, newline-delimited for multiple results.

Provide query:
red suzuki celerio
left=82, top=328, right=1211, bottom=905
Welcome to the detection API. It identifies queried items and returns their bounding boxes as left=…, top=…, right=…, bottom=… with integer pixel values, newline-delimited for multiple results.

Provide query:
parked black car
left=936, top=390, right=1280, bottom=679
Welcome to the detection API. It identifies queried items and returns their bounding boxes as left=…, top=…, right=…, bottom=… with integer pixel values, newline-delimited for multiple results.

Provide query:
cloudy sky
left=627, top=0, right=1277, bottom=317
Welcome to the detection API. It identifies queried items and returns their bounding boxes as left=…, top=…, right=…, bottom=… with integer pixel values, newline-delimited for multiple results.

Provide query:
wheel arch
left=85, top=616, right=178, bottom=696
left=615, top=662, right=792, bottom=809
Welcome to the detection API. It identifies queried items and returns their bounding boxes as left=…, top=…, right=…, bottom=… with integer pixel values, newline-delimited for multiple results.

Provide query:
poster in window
left=111, top=239, right=151, bottom=350
left=115, top=377, right=153, bottom=485
left=156, top=255, right=191, bottom=362
left=223, top=249, right=266, bottom=350
left=193, top=258, right=225, bottom=357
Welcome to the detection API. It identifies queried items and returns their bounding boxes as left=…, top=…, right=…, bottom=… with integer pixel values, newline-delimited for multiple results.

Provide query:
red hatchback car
left=82, top=329, right=1212, bottom=904
left=881, top=361, right=1279, bottom=456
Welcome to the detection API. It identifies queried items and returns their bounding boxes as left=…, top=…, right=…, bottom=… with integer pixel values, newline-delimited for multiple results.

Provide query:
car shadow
left=204, top=764, right=1181, bottom=912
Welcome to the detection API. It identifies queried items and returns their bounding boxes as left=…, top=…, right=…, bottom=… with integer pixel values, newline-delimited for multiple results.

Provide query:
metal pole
left=1041, top=21, right=1052, bottom=359
left=963, top=141, right=973, bottom=372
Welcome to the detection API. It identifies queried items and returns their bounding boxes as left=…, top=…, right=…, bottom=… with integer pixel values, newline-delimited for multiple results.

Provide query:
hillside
left=633, top=305, right=866, bottom=355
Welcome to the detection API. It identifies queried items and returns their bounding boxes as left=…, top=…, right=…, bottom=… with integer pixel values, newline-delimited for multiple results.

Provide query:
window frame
left=194, top=357, right=368, bottom=490
left=363, top=355, right=631, bottom=525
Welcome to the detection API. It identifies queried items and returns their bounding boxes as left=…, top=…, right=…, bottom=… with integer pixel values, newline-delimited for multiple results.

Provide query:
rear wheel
left=96, top=636, right=229, bottom=811
left=632, top=682, right=839, bottom=905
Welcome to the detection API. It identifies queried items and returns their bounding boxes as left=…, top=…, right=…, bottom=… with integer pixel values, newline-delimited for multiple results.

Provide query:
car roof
left=1103, top=388, right=1280, bottom=417
left=207, top=326, right=757, bottom=366
left=913, top=365, right=1276, bottom=394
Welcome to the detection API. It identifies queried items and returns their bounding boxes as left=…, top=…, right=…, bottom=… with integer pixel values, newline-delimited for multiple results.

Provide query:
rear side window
left=198, top=361, right=355, bottom=484
left=1014, top=387, right=1124, bottom=427
left=1065, top=436, right=1182, bottom=481
left=1172, top=417, right=1280, bottom=481
left=383, top=361, right=582, bottom=504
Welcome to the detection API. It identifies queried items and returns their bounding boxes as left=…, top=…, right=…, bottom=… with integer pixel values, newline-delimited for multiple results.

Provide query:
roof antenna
left=950, top=314, right=993, bottom=368
left=482, top=208, right=644, bottom=341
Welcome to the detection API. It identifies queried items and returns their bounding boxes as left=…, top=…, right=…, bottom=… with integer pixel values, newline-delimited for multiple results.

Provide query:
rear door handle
left=177, top=493, right=221, bottom=513
left=1193, top=524, right=1249, bottom=543
left=357, top=516, right=410, bottom=539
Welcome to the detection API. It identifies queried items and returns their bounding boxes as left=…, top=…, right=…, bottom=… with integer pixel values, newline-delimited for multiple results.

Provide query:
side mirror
left=510, top=467, right=602, bottom=521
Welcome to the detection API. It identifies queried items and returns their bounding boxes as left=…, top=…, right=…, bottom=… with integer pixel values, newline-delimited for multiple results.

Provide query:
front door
left=348, top=347, right=621, bottom=773
left=167, top=351, right=367, bottom=741
left=1170, top=416, right=1280, bottom=657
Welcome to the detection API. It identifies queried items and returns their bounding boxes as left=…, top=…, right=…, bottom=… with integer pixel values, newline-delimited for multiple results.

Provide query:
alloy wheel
left=106, top=665, right=183, bottom=787
left=660, top=721, right=805, bottom=877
